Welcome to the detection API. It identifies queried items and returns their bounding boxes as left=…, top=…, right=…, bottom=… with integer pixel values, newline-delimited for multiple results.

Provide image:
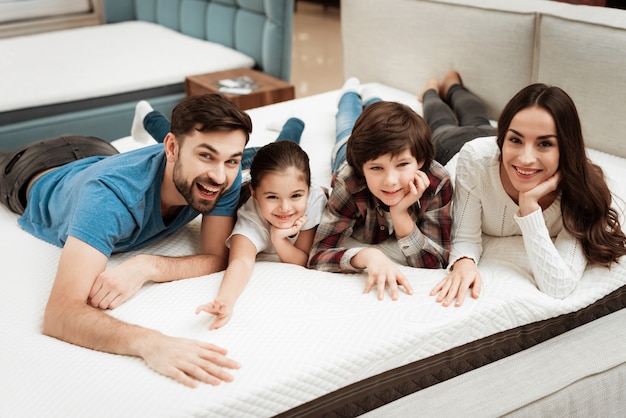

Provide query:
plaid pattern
left=308, top=161, right=452, bottom=272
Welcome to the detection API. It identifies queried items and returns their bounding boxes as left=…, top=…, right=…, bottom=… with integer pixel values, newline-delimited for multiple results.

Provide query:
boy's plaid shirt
left=308, top=161, right=452, bottom=272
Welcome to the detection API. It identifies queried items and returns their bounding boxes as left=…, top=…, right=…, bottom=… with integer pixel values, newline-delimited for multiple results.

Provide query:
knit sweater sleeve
left=514, top=208, right=587, bottom=298
left=448, top=142, right=487, bottom=268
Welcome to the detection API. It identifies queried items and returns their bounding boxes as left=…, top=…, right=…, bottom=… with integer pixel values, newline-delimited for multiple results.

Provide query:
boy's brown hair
left=346, top=101, right=433, bottom=177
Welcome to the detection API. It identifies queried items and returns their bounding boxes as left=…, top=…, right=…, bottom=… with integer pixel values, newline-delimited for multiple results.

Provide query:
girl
left=423, top=73, right=626, bottom=306
left=132, top=99, right=326, bottom=327
left=196, top=140, right=328, bottom=329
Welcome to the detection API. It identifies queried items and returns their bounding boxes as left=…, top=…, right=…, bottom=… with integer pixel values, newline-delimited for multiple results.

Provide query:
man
left=0, top=94, right=252, bottom=388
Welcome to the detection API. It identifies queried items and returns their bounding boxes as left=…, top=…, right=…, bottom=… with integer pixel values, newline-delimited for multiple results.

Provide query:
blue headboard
left=103, top=0, right=293, bottom=81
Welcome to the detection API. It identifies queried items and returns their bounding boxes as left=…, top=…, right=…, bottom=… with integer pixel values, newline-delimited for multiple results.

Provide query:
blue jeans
left=332, top=92, right=381, bottom=173
left=144, top=111, right=305, bottom=171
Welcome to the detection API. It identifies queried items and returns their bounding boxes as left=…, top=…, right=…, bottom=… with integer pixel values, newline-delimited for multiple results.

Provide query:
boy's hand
left=196, top=299, right=234, bottom=330
left=393, top=170, right=430, bottom=213
left=358, top=248, right=413, bottom=300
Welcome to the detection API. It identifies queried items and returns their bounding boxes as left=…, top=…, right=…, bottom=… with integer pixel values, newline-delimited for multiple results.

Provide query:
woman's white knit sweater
left=449, top=136, right=587, bottom=298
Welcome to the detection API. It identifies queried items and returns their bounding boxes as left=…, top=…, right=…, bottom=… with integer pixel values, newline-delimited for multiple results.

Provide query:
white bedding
left=1, top=85, right=625, bottom=417
left=0, top=20, right=255, bottom=112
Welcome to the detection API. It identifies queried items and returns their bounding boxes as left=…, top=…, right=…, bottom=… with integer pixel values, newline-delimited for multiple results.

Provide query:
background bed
left=0, top=0, right=293, bottom=150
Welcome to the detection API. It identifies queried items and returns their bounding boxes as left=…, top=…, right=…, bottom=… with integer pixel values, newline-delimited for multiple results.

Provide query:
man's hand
left=140, top=333, right=240, bottom=388
left=89, top=254, right=155, bottom=309
left=196, top=299, right=234, bottom=330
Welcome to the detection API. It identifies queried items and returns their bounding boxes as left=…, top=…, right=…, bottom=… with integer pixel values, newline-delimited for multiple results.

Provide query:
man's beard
left=173, top=160, right=227, bottom=214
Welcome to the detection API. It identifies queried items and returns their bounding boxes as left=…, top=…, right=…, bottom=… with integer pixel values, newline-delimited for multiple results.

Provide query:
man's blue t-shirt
left=18, top=144, right=241, bottom=257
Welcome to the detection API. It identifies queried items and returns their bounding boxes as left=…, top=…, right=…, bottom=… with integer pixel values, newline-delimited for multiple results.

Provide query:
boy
left=308, top=80, right=452, bottom=300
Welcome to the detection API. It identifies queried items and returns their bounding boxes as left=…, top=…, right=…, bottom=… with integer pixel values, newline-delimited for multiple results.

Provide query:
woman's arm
left=516, top=209, right=587, bottom=298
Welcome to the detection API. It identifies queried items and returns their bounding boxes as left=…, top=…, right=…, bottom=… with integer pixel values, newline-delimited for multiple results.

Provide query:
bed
left=0, top=0, right=293, bottom=151
left=2, top=82, right=626, bottom=416
left=2, top=0, right=626, bottom=416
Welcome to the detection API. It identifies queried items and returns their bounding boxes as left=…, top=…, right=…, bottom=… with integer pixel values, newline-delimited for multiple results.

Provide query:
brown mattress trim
left=279, top=283, right=626, bottom=417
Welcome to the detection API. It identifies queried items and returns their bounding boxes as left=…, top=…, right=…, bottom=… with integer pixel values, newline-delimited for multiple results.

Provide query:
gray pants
left=0, top=135, right=118, bottom=214
left=423, top=84, right=496, bottom=165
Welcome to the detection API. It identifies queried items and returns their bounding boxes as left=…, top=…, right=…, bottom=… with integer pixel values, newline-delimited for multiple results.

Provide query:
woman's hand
left=518, top=171, right=561, bottom=216
left=430, top=258, right=481, bottom=307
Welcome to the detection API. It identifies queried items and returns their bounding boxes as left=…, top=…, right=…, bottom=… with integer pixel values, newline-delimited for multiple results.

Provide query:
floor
left=290, top=2, right=343, bottom=98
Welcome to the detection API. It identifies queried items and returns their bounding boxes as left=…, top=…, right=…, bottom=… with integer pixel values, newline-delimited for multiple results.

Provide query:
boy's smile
left=362, top=149, right=422, bottom=207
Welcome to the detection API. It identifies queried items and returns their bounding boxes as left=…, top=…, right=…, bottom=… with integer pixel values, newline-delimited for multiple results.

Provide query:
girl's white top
left=226, top=184, right=328, bottom=254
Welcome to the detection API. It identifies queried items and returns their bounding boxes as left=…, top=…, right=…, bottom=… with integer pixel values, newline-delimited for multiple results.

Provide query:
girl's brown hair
left=249, top=141, right=311, bottom=189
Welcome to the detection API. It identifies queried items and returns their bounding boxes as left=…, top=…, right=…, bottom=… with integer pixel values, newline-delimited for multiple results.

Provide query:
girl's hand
left=270, top=215, right=308, bottom=242
left=518, top=171, right=561, bottom=216
left=196, top=299, right=234, bottom=330
left=430, top=258, right=481, bottom=307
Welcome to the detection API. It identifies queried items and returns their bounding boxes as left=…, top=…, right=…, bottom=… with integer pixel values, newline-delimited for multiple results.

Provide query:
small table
left=185, top=68, right=295, bottom=110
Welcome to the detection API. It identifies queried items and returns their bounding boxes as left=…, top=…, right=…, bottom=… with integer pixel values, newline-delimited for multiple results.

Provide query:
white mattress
left=0, top=20, right=255, bottom=112
left=1, top=85, right=625, bottom=417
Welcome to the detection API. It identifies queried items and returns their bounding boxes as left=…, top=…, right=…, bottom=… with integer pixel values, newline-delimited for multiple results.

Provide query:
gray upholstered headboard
left=342, top=0, right=626, bottom=158
left=103, top=0, right=292, bottom=81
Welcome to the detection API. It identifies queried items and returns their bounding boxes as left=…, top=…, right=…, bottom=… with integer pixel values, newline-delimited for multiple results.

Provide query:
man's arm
left=45, top=236, right=239, bottom=387
left=89, top=214, right=235, bottom=309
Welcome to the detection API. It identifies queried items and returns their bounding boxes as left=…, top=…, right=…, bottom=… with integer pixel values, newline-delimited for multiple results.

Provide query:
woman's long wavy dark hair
left=496, top=84, right=626, bottom=266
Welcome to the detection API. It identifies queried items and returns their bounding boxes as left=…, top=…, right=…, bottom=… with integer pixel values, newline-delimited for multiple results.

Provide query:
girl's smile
left=252, top=167, right=309, bottom=229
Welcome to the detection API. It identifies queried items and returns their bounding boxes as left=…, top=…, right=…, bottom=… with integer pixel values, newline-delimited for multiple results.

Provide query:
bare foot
left=440, top=71, right=463, bottom=99
left=418, top=79, right=440, bottom=103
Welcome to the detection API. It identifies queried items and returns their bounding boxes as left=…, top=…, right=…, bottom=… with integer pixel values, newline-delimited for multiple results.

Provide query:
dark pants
left=423, top=84, right=497, bottom=165
left=0, top=135, right=118, bottom=214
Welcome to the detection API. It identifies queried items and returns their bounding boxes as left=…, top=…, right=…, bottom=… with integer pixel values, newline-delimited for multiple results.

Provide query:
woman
left=424, top=73, right=626, bottom=306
